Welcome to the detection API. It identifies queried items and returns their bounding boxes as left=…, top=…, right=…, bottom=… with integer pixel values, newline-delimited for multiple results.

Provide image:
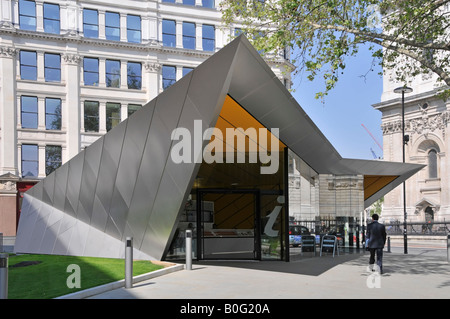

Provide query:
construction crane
left=361, top=124, right=383, bottom=159
left=370, top=148, right=378, bottom=159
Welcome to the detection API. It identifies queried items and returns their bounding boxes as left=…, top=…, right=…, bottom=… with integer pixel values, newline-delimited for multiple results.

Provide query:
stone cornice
left=0, top=28, right=294, bottom=71
left=381, top=110, right=450, bottom=139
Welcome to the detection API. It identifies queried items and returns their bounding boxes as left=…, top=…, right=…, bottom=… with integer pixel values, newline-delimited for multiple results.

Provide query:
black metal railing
left=290, top=219, right=450, bottom=237
left=384, top=221, right=450, bottom=236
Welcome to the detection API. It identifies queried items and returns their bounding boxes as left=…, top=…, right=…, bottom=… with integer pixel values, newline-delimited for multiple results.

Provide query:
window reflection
left=288, top=150, right=365, bottom=259
left=43, top=3, right=60, bottom=34
left=19, top=0, right=36, bottom=31
left=127, top=15, right=141, bottom=43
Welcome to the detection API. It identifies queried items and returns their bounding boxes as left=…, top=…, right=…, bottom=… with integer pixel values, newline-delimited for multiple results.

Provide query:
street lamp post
left=394, top=86, right=413, bottom=254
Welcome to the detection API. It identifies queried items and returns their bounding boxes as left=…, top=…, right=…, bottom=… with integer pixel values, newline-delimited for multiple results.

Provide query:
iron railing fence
left=290, top=219, right=450, bottom=237
left=384, top=221, right=450, bottom=236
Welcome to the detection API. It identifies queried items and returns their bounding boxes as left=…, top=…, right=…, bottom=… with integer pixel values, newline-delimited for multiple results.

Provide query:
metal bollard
left=186, top=229, right=192, bottom=270
left=0, top=253, right=8, bottom=299
left=387, top=236, right=391, bottom=253
left=125, top=237, right=133, bottom=289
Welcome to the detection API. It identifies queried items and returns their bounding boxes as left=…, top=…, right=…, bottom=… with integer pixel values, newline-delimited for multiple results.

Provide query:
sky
left=290, top=44, right=385, bottom=161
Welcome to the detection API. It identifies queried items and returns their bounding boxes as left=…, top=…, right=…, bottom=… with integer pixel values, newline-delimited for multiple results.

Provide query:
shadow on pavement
left=193, top=250, right=366, bottom=276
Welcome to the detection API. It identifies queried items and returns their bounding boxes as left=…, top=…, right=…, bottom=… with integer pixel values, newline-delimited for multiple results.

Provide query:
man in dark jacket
left=367, top=214, right=387, bottom=273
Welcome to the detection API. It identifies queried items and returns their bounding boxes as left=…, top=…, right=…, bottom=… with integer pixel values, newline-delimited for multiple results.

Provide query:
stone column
left=176, top=20, right=182, bottom=49
left=144, top=62, right=161, bottom=101
left=196, top=23, right=202, bottom=50
left=99, top=101, right=106, bottom=134
left=62, top=53, right=81, bottom=161
left=35, top=0, right=44, bottom=32
left=38, top=144, right=46, bottom=178
left=98, top=10, right=106, bottom=40
left=0, top=46, right=18, bottom=175
left=120, top=12, right=127, bottom=42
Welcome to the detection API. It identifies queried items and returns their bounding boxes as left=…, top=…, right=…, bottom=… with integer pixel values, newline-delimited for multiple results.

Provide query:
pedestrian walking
left=366, top=214, right=387, bottom=274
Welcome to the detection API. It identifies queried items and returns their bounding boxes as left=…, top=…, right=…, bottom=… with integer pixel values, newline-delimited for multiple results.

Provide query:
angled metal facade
left=15, top=36, right=424, bottom=260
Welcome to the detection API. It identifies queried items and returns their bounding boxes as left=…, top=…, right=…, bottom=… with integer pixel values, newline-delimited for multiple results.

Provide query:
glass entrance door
left=197, top=190, right=259, bottom=260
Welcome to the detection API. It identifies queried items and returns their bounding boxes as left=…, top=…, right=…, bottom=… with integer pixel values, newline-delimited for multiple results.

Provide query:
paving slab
left=87, top=251, right=450, bottom=299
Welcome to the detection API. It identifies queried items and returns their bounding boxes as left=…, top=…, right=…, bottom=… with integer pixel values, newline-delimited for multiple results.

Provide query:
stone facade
left=373, top=61, right=450, bottom=223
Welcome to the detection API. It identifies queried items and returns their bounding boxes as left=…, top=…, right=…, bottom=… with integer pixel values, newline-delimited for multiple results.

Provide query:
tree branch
left=308, top=22, right=450, bottom=51
left=370, top=38, right=450, bottom=87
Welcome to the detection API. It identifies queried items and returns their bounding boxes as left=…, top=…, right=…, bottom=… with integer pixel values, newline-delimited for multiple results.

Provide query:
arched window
left=428, top=149, right=438, bottom=178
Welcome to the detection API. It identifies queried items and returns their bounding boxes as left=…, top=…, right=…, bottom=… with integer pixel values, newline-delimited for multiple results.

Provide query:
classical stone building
left=0, top=0, right=292, bottom=238
left=373, top=68, right=450, bottom=223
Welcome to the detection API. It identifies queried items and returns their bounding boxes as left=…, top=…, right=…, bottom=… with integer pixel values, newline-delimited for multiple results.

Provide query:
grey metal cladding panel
left=53, top=163, right=69, bottom=212
left=131, top=77, right=194, bottom=256
left=141, top=171, right=184, bottom=260
left=29, top=178, right=43, bottom=201
left=28, top=202, right=50, bottom=252
left=90, top=121, right=127, bottom=233
left=98, top=121, right=129, bottom=239
left=228, top=43, right=275, bottom=102
left=39, top=208, right=62, bottom=254
left=339, top=158, right=424, bottom=176
left=64, top=151, right=85, bottom=218
left=90, top=195, right=109, bottom=235
left=170, top=96, right=205, bottom=182
left=120, top=100, right=158, bottom=243
left=185, top=40, right=239, bottom=123
left=52, top=223, right=72, bottom=255
left=58, top=206, right=77, bottom=235
left=236, top=78, right=293, bottom=122
left=142, top=97, right=216, bottom=259
left=67, top=220, right=90, bottom=256
left=105, top=196, right=127, bottom=239
left=128, top=108, right=178, bottom=249
left=76, top=138, right=104, bottom=225
left=153, top=73, right=193, bottom=132
left=14, top=194, right=37, bottom=253
left=113, top=101, right=155, bottom=211
left=42, top=172, right=55, bottom=206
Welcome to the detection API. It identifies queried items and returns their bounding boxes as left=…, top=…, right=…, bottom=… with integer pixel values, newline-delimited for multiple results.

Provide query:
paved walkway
left=87, top=251, right=450, bottom=299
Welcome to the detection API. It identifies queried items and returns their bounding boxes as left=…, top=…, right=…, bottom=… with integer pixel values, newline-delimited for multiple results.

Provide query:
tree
left=220, top=0, right=450, bottom=100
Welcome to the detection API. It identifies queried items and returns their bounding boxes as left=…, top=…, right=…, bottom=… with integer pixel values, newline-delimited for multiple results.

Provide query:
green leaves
left=220, top=0, right=450, bottom=100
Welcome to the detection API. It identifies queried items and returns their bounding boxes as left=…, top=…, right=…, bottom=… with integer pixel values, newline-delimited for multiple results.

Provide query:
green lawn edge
left=6, top=254, right=164, bottom=299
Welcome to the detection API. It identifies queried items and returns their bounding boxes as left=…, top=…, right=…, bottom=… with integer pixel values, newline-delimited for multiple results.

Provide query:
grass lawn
left=6, top=254, right=164, bottom=299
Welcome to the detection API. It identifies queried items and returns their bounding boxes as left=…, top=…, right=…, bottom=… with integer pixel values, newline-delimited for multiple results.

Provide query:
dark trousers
left=369, top=248, right=383, bottom=272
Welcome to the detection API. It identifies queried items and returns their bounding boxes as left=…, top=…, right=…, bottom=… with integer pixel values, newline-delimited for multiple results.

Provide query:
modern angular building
left=0, top=0, right=292, bottom=241
left=14, top=35, right=424, bottom=261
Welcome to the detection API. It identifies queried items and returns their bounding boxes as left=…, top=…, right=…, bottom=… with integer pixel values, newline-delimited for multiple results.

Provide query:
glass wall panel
left=165, top=95, right=286, bottom=261
left=288, top=150, right=364, bottom=259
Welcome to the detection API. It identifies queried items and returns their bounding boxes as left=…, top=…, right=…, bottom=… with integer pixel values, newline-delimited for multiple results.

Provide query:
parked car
left=289, top=225, right=310, bottom=247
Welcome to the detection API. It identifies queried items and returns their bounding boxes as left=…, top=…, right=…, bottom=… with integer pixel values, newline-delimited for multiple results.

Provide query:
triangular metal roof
left=14, top=35, right=424, bottom=260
